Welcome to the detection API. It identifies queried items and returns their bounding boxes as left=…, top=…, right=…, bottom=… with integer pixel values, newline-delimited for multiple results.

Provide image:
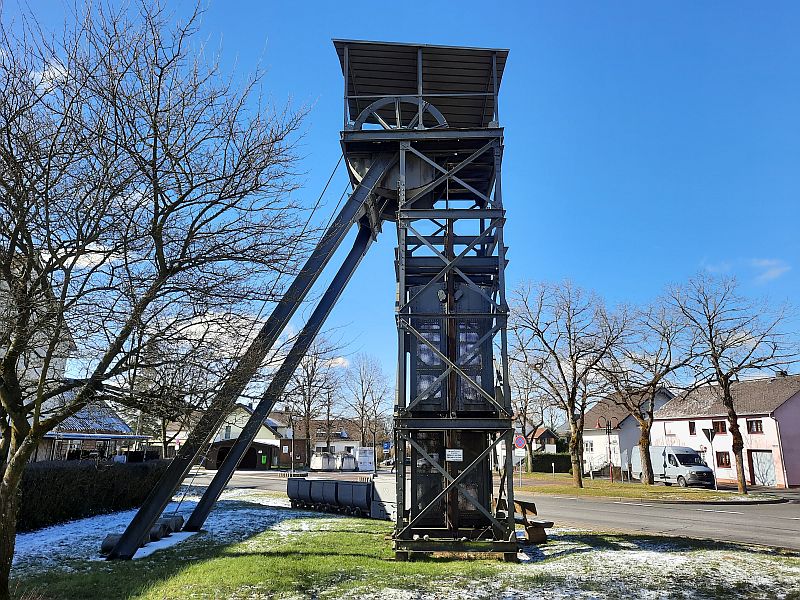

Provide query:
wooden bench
left=514, top=499, right=554, bottom=544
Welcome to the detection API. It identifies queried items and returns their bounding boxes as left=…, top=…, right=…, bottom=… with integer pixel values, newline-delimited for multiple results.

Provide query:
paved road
left=185, top=469, right=800, bottom=551
left=525, top=494, right=800, bottom=551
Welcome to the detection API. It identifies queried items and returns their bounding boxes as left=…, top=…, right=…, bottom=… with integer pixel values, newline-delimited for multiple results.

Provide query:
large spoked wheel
left=352, top=96, right=447, bottom=131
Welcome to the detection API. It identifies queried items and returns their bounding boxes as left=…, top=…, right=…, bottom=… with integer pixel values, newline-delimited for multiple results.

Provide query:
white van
left=631, top=446, right=715, bottom=488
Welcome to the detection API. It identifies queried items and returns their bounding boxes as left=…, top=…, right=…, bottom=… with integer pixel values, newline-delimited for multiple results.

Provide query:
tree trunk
left=723, top=390, right=748, bottom=494
left=303, top=415, right=311, bottom=462
left=730, top=421, right=748, bottom=494
left=0, top=439, right=37, bottom=600
left=525, top=439, right=534, bottom=473
left=0, top=485, right=19, bottom=600
left=638, top=424, right=655, bottom=485
left=568, top=425, right=584, bottom=488
left=161, top=419, right=169, bottom=459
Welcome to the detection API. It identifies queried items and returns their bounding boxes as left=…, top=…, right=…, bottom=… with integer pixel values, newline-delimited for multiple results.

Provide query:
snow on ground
left=340, top=528, right=800, bottom=600
left=12, top=487, right=306, bottom=578
left=13, top=490, right=800, bottom=599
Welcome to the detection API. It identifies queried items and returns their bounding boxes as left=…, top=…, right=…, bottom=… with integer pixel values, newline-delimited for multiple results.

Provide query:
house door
left=749, top=450, right=776, bottom=486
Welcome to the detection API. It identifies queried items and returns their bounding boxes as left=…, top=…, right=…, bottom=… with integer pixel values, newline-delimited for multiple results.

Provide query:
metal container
left=322, top=480, right=338, bottom=508
left=310, top=479, right=326, bottom=505
left=337, top=481, right=372, bottom=514
left=336, top=452, right=357, bottom=471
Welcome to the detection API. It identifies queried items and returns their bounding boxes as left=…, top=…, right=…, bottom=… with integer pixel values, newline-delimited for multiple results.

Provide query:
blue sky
left=10, top=1, right=800, bottom=376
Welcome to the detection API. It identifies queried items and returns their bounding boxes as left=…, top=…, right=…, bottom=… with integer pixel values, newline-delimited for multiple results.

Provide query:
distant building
left=162, top=403, right=308, bottom=469
left=582, top=389, right=674, bottom=475
left=33, top=398, right=148, bottom=462
left=653, top=374, right=800, bottom=488
left=310, top=418, right=362, bottom=454
left=532, top=427, right=559, bottom=453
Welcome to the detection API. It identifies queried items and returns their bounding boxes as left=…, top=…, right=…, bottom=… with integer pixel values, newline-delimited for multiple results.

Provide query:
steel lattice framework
left=335, top=39, right=516, bottom=558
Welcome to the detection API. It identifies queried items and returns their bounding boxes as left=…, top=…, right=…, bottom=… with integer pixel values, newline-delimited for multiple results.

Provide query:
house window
left=716, top=451, right=731, bottom=468
left=688, top=421, right=696, bottom=435
left=712, top=420, right=727, bottom=435
left=747, top=419, right=763, bottom=434
left=584, top=441, right=594, bottom=453
left=224, top=425, right=232, bottom=440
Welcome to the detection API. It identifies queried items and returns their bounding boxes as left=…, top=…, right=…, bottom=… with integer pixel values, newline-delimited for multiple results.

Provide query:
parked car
left=631, top=446, right=715, bottom=488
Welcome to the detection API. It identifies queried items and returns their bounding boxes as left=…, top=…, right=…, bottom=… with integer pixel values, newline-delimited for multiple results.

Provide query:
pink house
left=652, top=374, right=800, bottom=488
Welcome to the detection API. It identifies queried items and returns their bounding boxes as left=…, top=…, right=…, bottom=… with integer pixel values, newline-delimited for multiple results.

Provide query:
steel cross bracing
left=392, top=133, right=516, bottom=559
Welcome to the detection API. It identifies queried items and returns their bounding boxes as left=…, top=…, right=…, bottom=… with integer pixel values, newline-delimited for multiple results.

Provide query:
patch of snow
left=133, top=532, right=198, bottom=559
left=12, top=488, right=304, bottom=578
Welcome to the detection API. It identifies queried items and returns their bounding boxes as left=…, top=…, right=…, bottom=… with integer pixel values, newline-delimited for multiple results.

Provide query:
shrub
left=18, top=459, right=170, bottom=531
left=530, top=452, right=572, bottom=473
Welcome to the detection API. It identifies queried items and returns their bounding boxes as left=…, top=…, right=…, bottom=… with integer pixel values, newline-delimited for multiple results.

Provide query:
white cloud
left=30, top=62, right=66, bottom=91
left=700, top=258, right=732, bottom=275
left=326, top=356, right=349, bottom=369
left=750, top=258, right=791, bottom=284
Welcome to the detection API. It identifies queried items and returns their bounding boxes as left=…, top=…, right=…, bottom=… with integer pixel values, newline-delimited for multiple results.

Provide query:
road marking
left=695, top=508, right=744, bottom=515
left=612, top=502, right=656, bottom=507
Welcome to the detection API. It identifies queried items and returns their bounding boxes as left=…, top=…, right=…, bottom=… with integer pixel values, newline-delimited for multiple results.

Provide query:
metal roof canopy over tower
left=334, top=39, right=508, bottom=130
left=336, top=39, right=517, bottom=559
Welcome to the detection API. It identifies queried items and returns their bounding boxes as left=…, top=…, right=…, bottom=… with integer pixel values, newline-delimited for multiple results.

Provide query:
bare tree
left=601, top=300, right=696, bottom=485
left=510, top=281, right=625, bottom=488
left=343, top=353, right=391, bottom=449
left=286, top=337, right=344, bottom=458
left=0, top=3, right=309, bottom=595
left=670, top=274, right=795, bottom=494
left=508, top=358, right=552, bottom=472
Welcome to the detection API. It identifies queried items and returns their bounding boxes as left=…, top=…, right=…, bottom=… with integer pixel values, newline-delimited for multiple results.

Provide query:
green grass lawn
left=13, top=498, right=800, bottom=600
left=515, top=472, right=776, bottom=501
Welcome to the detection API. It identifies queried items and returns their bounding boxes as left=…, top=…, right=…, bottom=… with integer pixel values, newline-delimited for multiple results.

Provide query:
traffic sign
left=383, top=441, right=392, bottom=451
left=514, top=434, right=526, bottom=449
left=514, top=448, right=526, bottom=457
left=702, top=428, right=715, bottom=443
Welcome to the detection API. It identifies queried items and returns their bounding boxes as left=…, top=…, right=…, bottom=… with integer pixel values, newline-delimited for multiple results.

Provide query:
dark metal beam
left=398, top=209, right=504, bottom=221
left=341, top=128, right=501, bottom=143
left=396, top=418, right=513, bottom=430
left=184, top=224, right=376, bottom=532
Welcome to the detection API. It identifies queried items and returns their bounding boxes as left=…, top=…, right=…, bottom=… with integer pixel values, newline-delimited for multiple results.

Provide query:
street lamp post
left=598, top=416, right=619, bottom=483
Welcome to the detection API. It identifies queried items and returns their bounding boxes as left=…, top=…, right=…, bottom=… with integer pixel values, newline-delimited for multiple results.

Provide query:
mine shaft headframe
left=332, top=40, right=517, bottom=558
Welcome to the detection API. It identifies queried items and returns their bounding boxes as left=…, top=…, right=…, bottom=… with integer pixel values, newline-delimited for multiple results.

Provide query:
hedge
left=529, top=452, right=572, bottom=473
left=18, top=459, right=170, bottom=532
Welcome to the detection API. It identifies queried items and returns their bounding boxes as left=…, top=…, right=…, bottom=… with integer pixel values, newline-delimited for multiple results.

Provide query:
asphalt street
left=185, top=469, right=800, bottom=551
left=525, top=494, right=800, bottom=551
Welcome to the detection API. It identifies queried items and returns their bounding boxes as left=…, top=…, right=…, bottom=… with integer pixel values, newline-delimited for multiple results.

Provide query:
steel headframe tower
left=109, top=38, right=513, bottom=562
left=334, top=40, right=516, bottom=559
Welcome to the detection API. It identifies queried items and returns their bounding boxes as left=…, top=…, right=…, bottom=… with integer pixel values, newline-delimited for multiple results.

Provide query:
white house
left=582, top=388, right=674, bottom=475
left=653, top=374, right=800, bottom=488
left=310, top=418, right=362, bottom=454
